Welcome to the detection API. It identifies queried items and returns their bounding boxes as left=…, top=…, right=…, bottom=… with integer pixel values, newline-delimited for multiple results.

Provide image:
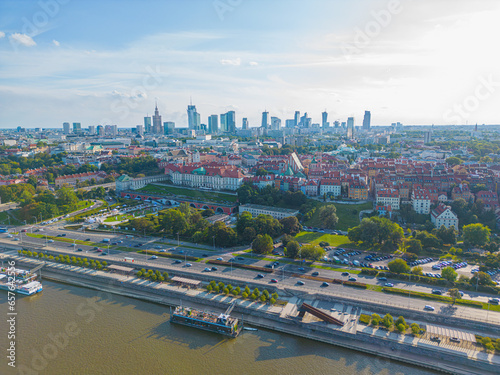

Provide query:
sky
left=1, top=0, right=500, bottom=129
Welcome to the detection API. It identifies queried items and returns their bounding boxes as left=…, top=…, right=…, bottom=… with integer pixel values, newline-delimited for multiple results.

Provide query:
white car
left=151, top=255, right=158, bottom=259
left=6, top=234, right=13, bottom=238
left=424, top=305, right=435, bottom=311
left=48, top=239, right=54, bottom=243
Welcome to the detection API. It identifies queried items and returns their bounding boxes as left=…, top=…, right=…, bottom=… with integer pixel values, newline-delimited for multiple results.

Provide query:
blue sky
left=1, top=0, right=500, bottom=129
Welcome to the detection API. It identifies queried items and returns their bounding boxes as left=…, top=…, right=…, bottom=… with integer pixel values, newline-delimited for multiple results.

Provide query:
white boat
left=0, top=268, right=43, bottom=296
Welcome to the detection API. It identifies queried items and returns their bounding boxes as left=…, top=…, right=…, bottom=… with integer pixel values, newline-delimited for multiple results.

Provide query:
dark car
left=432, top=290, right=442, bottom=295
left=348, top=277, right=357, bottom=282
left=298, top=267, right=305, bottom=271
left=341, top=272, right=349, bottom=276
left=61, top=233, right=67, bottom=237
left=237, top=257, right=245, bottom=261
left=102, top=252, right=108, bottom=255
left=211, top=266, right=218, bottom=271
left=85, top=238, right=91, bottom=242
left=321, top=282, right=330, bottom=287
left=202, top=254, right=208, bottom=257
left=77, top=248, right=83, bottom=252
left=297, top=280, right=305, bottom=286
left=312, top=271, right=319, bottom=276
left=256, top=274, right=264, bottom=278
left=174, top=259, right=182, bottom=264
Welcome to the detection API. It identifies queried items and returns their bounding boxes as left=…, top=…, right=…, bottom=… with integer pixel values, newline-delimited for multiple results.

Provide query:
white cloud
left=220, top=58, right=241, bottom=66
left=249, top=61, right=258, bottom=66
left=9, top=33, right=36, bottom=47
left=0, top=32, right=5, bottom=39
left=53, top=40, right=60, bottom=47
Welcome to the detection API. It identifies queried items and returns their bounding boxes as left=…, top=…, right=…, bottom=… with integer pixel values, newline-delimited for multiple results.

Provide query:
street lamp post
left=177, top=232, right=180, bottom=247
left=408, top=273, right=411, bottom=309
left=212, top=235, right=215, bottom=251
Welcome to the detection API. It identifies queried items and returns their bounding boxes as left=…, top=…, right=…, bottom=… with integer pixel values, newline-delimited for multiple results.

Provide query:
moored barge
left=170, top=303, right=242, bottom=337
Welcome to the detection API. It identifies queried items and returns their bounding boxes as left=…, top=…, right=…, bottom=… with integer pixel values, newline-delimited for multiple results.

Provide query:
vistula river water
left=0, top=280, right=440, bottom=375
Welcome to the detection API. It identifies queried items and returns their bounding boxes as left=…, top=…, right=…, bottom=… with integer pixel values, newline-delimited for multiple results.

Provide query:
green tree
left=405, top=239, right=423, bottom=255
left=280, top=216, right=302, bottom=235
left=441, top=266, right=458, bottom=282
left=317, top=205, right=339, bottom=229
left=470, top=271, right=493, bottom=286
left=388, top=258, right=410, bottom=274
left=284, top=240, right=301, bottom=259
left=463, top=223, right=490, bottom=247
left=299, top=244, right=326, bottom=261
left=383, top=313, right=394, bottom=328
left=448, top=288, right=461, bottom=305
left=411, top=323, right=421, bottom=335
left=446, top=157, right=463, bottom=166
left=436, top=225, right=457, bottom=245
left=252, top=234, right=274, bottom=254
left=411, top=266, right=423, bottom=275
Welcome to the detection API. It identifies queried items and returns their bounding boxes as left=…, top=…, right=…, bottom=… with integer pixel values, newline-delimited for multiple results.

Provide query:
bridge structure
left=119, top=191, right=238, bottom=215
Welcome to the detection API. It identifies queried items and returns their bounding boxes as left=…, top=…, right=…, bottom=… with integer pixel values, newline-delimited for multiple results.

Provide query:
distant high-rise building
left=136, top=125, right=144, bottom=136
left=242, top=118, right=249, bottom=130
left=73, top=122, right=81, bottom=134
left=164, top=122, right=175, bottom=135
left=362, top=111, right=371, bottom=131
left=299, top=113, right=311, bottom=128
left=341, top=121, right=346, bottom=129
left=271, top=116, right=281, bottom=130
left=187, top=103, right=200, bottom=130
left=226, top=111, right=236, bottom=133
left=285, top=119, right=295, bottom=128
left=261, top=111, right=269, bottom=129
left=104, top=125, right=117, bottom=136
left=322, top=111, right=329, bottom=129
left=88, top=125, right=95, bottom=135
left=152, top=103, right=162, bottom=134
left=334, top=120, right=340, bottom=128
left=208, top=115, right=218, bottom=134
left=347, top=117, right=354, bottom=139
left=220, top=113, right=228, bottom=132
left=63, top=122, right=71, bottom=134
left=144, top=116, right=152, bottom=133
left=294, top=111, right=300, bottom=127
left=424, top=131, right=432, bottom=144
left=97, top=125, right=104, bottom=135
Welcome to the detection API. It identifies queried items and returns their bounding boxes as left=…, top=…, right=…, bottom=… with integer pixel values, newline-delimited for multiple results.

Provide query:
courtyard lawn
left=137, top=184, right=238, bottom=204
left=304, top=201, right=373, bottom=231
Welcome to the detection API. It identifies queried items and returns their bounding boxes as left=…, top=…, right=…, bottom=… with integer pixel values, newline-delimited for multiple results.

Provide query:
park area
left=137, top=184, right=238, bottom=204
left=303, top=201, right=373, bottom=231
left=294, top=232, right=354, bottom=247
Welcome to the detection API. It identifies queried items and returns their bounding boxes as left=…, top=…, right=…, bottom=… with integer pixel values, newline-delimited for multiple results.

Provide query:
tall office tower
left=144, top=116, right=152, bottom=133
left=97, top=125, right=104, bottom=135
left=164, top=122, right=175, bottom=135
left=362, top=111, right=371, bottom=131
left=299, top=113, right=311, bottom=128
left=208, top=115, right=219, bottom=134
left=271, top=116, right=281, bottom=130
left=111, top=125, right=118, bottom=136
left=187, top=103, right=200, bottom=130
left=88, top=125, right=95, bottom=135
left=347, top=117, right=354, bottom=139
left=220, top=113, right=228, bottom=132
left=63, top=122, right=71, bottom=134
left=424, top=131, right=432, bottom=144
left=294, top=111, right=300, bottom=127
left=341, top=121, right=346, bottom=128
left=334, top=120, right=340, bottom=128
left=226, top=111, right=236, bottom=133
left=322, top=111, right=329, bottom=129
left=261, top=111, right=269, bottom=128
left=72, top=122, right=82, bottom=134
left=242, top=118, right=249, bottom=130
left=136, top=125, right=144, bottom=136
left=152, top=103, right=162, bottom=134
left=285, top=119, right=295, bottom=128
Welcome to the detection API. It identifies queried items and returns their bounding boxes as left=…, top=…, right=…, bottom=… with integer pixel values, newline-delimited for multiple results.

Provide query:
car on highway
left=384, top=283, right=394, bottom=287
left=312, top=271, right=319, bottom=276
left=102, top=252, right=108, bottom=255
left=378, top=277, right=387, bottom=281
left=321, top=282, right=330, bottom=287
left=424, top=305, right=435, bottom=311
left=270, top=279, right=278, bottom=283
left=202, top=254, right=208, bottom=257
left=489, top=298, right=500, bottom=305
left=154, top=245, right=162, bottom=249
left=298, top=267, right=305, bottom=271
left=341, top=272, right=349, bottom=276
left=256, top=274, right=264, bottom=278
left=297, top=280, right=305, bottom=286
left=85, top=238, right=91, bottom=242
left=48, top=239, right=54, bottom=243
left=348, top=277, right=357, bottom=282
left=77, top=248, right=83, bottom=251
left=13, top=238, right=19, bottom=241
left=185, top=263, right=192, bottom=267
left=211, top=267, right=218, bottom=271
left=21, top=229, right=27, bottom=232
left=174, top=260, right=182, bottom=264
left=431, top=290, right=443, bottom=295
left=203, top=267, right=211, bottom=272
left=159, top=249, right=166, bottom=252
left=96, top=249, right=103, bottom=252
left=216, top=257, right=223, bottom=261
left=61, top=233, right=66, bottom=236
left=6, top=234, right=12, bottom=238
left=151, top=255, right=158, bottom=259
left=237, top=257, right=245, bottom=261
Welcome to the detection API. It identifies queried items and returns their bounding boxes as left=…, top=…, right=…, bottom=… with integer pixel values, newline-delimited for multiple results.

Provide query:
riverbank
left=7, top=254, right=498, bottom=375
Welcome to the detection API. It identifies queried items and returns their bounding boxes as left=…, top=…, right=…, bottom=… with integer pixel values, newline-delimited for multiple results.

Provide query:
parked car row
left=451, top=261, right=468, bottom=270
left=425, top=272, right=442, bottom=278
left=432, top=260, right=453, bottom=270
left=408, top=257, right=433, bottom=266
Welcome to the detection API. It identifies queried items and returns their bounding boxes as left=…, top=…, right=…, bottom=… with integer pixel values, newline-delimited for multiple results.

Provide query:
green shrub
left=359, top=314, right=371, bottom=325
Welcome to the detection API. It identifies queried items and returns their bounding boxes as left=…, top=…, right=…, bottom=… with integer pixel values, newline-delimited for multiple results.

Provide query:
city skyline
left=1, top=0, right=500, bottom=128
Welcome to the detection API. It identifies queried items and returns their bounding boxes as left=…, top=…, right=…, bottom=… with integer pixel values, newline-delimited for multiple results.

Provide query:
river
left=0, top=280, right=440, bottom=375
